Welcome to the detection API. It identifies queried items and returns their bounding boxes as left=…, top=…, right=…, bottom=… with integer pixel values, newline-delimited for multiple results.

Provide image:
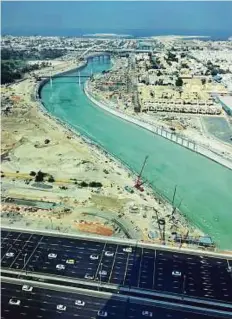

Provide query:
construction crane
left=134, top=155, right=148, bottom=192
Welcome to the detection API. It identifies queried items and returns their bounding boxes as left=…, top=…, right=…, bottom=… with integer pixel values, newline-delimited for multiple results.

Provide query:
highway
left=1, top=279, right=231, bottom=319
left=1, top=229, right=232, bottom=304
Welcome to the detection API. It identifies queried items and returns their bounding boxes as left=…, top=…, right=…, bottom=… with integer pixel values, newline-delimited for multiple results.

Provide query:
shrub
left=175, top=77, right=183, bottom=87
left=80, top=181, right=88, bottom=187
left=89, top=181, right=102, bottom=188
left=48, top=175, right=55, bottom=183
left=35, top=170, right=46, bottom=182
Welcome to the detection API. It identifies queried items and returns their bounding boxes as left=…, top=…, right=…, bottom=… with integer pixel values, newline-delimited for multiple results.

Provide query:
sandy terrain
left=1, top=58, right=204, bottom=248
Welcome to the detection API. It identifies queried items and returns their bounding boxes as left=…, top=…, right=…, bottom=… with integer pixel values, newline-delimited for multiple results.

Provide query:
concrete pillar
left=78, top=72, right=81, bottom=86
left=49, top=70, right=53, bottom=89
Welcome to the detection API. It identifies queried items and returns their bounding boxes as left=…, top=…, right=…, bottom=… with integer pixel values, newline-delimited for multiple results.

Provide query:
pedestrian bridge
left=37, top=74, right=92, bottom=79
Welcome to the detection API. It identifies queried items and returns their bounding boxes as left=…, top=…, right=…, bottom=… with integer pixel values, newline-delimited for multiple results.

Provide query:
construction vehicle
left=134, top=155, right=148, bottom=192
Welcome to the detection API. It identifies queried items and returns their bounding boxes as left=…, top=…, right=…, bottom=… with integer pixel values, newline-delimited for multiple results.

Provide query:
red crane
left=134, top=155, right=149, bottom=192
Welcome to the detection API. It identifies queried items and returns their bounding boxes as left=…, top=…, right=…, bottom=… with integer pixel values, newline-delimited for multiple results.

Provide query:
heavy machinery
left=134, top=155, right=148, bottom=192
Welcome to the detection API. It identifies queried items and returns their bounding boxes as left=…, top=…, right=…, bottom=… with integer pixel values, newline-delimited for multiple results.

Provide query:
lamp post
left=227, top=260, right=232, bottom=273
left=99, top=262, right=103, bottom=291
left=24, top=253, right=27, bottom=275
left=182, top=275, right=187, bottom=299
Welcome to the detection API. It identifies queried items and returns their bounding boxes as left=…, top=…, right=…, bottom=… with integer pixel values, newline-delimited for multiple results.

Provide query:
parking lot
left=1, top=280, right=230, bottom=319
left=1, top=229, right=232, bottom=303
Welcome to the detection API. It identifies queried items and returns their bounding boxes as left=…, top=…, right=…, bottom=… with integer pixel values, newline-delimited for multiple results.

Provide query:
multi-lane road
left=1, top=229, right=232, bottom=303
left=1, top=279, right=231, bottom=319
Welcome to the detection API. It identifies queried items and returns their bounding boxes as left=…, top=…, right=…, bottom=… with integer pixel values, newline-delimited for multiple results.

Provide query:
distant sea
left=2, top=28, right=231, bottom=41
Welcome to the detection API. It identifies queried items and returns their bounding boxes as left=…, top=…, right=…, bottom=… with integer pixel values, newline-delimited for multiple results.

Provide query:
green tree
left=211, top=69, right=218, bottom=76
left=201, top=78, right=206, bottom=85
left=175, top=77, right=183, bottom=87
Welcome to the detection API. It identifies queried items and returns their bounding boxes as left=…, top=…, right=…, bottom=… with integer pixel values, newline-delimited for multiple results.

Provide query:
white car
left=84, top=273, right=94, bottom=280
left=75, top=300, right=85, bottom=306
left=66, top=259, right=75, bottom=264
left=6, top=252, right=15, bottom=258
left=142, top=311, right=153, bottom=317
left=123, top=247, right=132, bottom=253
left=48, top=253, right=57, bottom=259
left=56, top=264, right=65, bottom=270
left=57, top=304, right=66, bottom=311
left=90, top=254, right=99, bottom=260
left=22, top=285, right=33, bottom=292
left=97, top=310, right=108, bottom=317
left=9, top=299, right=21, bottom=306
left=99, top=270, right=107, bottom=276
left=172, top=271, right=181, bottom=277
left=105, top=251, right=114, bottom=257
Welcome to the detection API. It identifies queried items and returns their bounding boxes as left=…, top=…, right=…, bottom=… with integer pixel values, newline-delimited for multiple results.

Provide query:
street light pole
left=98, top=262, right=103, bottom=292
left=182, top=275, right=186, bottom=299
left=227, top=259, right=231, bottom=273
left=24, top=253, right=27, bottom=275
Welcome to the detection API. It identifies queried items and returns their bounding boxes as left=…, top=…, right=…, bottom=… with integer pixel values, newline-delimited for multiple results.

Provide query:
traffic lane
left=184, top=260, right=232, bottom=302
left=1, top=282, right=126, bottom=319
left=2, top=232, right=128, bottom=281
left=2, top=230, right=232, bottom=303
left=24, top=242, right=129, bottom=283
left=127, top=301, right=228, bottom=319
left=1, top=281, right=119, bottom=308
left=27, top=256, right=101, bottom=280
left=3, top=281, right=228, bottom=319
left=41, top=236, right=105, bottom=251
left=109, top=253, right=129, bottom=285
left=25, top=242, right=105, bottom=275
left=154, top=253, right=185, bottom=294
left=1, top=233, right=43, bottom=268
left=1, top=294, right=124, bottom=318
left=155, top=250, right=232, bottom=302
left=138, top=249, right=156, bottom=290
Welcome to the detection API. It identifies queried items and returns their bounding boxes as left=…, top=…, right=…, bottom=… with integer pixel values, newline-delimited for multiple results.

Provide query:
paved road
left=1, top=230, right=232, bottom=303
left=1, top=281, right=229, bottom=319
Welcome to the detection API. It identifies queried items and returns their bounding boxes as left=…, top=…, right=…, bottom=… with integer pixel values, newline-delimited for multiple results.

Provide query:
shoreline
left=84, top=82, right=232, bottom=171
left=36, top=58, right=204, bottom=244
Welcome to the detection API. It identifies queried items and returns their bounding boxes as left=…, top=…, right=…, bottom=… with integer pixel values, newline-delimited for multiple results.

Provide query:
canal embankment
left=84, top=82, right=232, bottom=171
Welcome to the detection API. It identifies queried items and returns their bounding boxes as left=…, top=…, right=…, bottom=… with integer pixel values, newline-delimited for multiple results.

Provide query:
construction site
left=1, top=55, right=224, bottom=254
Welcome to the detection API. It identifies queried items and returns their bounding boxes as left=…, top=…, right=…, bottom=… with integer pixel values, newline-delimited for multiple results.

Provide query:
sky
left=1, top=1, right=232, bottom=36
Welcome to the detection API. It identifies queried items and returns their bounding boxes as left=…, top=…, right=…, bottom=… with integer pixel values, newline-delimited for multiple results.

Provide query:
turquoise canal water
left=41, top=57, right=232, bottom=249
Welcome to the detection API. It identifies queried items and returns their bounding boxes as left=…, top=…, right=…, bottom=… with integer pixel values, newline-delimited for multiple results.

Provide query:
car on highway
left=123, top=247, right=132, bottom=253
left=6, top=252, right=15, bottom=258
left=56, top=264, right=65, bottom=270
left=90, top=254, right=99, bottom=260
left=57, top=304, right=66, bottom=311
left=84, top=273, right=94, bottom=280
left=8, top=299, right=21, bottom=306
left=97, top=310, right=108, bottom=317
left=99, top=270, right=107, bottom=276
left=66, top=259, right=75, bottom=264
left=105, top=251, right=114, bottom=257
left=48, top=253, right=57, bottom=259
left=172, top=271, right=181, bottom=277
left=22, top=285, right=33, bottom=292
left=142, top=310, right=153, bottom=317
left=75, top=300, right=85, bottom=306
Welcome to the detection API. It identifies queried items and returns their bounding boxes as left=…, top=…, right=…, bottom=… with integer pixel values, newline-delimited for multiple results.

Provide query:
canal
left=40, top=56, right=232, bottom=249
